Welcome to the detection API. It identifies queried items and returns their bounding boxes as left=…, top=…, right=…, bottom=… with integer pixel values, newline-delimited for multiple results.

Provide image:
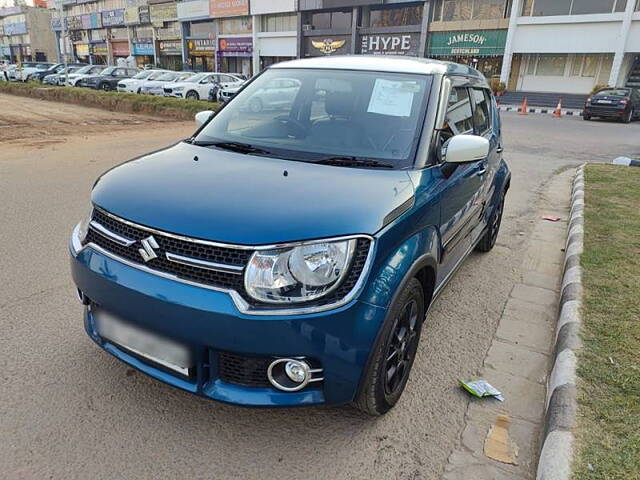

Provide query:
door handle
left=496, top=145, right=504, bottom=153
left=476, top=162, right=487, bottom=176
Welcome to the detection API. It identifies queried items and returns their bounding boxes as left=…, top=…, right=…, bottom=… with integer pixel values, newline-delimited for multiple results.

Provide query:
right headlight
left=244, top=239, right=357, bottom=304
left=173, top=86, right=184, bottom=92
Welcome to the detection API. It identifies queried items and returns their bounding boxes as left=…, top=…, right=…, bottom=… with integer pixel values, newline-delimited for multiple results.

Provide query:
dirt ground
left=1, top=93, right=639, bottom=480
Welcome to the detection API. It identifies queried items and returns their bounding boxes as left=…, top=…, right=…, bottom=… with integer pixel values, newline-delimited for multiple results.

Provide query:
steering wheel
left=275, top=115, right=308, bottom=138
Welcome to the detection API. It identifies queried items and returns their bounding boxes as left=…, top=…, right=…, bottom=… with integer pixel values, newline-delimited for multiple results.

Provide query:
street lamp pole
left=56, top=0, right=68, bottom=85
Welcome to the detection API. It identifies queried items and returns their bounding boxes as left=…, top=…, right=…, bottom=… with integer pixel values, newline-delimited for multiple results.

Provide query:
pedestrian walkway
left=443, top=170, right=574, bottom=479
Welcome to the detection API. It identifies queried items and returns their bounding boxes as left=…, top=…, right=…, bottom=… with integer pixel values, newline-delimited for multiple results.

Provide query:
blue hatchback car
left=70, top=56, right=510, bottom=415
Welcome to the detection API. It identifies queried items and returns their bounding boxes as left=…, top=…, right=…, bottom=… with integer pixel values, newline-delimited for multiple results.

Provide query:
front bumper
left=70, top=233, right=386, bottom=407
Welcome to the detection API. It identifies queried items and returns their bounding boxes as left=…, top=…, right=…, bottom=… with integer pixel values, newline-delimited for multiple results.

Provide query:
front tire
left=476, top=192, right=505, bottom=252
left=623, top=109, right=633, bottom=124
left=354, top=278, right=425, bottom=416
left=100, top=82, right=110, bottom=91
left=186, top=90, right=199, bottom=100
left=583, top=113, right=591, bottom=121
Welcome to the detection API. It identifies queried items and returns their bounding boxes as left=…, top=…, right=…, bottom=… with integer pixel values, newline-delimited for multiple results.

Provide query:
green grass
left=573, top=165, right=640, bottom=479
left=0, top=81, right=218, bottom=120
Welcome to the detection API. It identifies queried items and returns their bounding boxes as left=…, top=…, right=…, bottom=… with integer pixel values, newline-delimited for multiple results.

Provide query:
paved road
left=1, top=94, right=638, bottom=480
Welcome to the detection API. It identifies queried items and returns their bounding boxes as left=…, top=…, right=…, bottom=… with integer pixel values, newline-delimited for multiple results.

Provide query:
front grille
left=85, top=208, right=371, bottom=308
left=218, top=351, right=272, bottom=387
left=163, top=87, right=172, bottom=94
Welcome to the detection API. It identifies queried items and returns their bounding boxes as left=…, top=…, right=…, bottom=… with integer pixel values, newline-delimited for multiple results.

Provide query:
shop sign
left=150, top=2, right=178, bottom=23
left=178, top=0, right=210, bottom=20
left=158, top=40, right=182, bottom=54
left=132, top=41, right=154, bottom=55
left=218, top=36, right=252, bottom=56
left=89, top=12, right=102, bottom=28
left=360, top=33, right=420, bottom=56
left=102, top=9, right=125, bottom=27
left=1, top=46, right=10, bottom=56
left=4, top=22, right=27, bottom=36
left=75, top=43, right=90, bottom=56
left=111, top=40, right=130, bottom=56
left=305, top=35, right=350, bottom=57
left=91, top=42, right=109, bottom=55
left=428, top=30, right=507, bottom=56
left=210, top=0, right=248, bottom=18
left=124, top=7, right=140, bottom=25
left=139, top=6, right=151, bottom=23
left=66, top=15, right=83, bottom=30
left=188, top=38, right=215, bottom=56
left=0, top=6, right=21, bottom=16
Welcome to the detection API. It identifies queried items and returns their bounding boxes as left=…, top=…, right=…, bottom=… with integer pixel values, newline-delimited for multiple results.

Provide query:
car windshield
left=100, top=67, right=116, bottom=75
left=73, top=65, right=93, bottom=74
left=132, top=70, right=153, bottom=79
left=156, top=72, right=178, bottom=81
left=193, top=68, right=432, bottom=169
left=185, top=73, right=207, bottom=83
left=595, top=89, right=630, bottom=97
left=176, top=73, right=193, bottom=81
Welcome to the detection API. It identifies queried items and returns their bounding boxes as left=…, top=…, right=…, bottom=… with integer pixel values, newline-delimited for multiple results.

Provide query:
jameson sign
left=428, top=29, right=507, bottom=56
left=360, top=33, right=420, bottom=56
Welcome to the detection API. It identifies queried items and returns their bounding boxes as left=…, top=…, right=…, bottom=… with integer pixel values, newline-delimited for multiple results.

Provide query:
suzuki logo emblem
left=138, top=235, right=160, bottom=262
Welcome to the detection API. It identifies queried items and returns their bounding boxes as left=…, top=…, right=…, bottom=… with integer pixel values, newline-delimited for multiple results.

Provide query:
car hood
left=92, top=142, right=415, bottom=245
left=168, top=81, right=194, bottom=89
left=141, top=80, right=167, bottom=88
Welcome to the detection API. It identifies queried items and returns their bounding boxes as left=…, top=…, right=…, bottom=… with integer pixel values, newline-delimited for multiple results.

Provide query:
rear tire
left=476, top=191, right=505, bottom=252
left=100, top=82, right=110, bottom=92
left=354, top=278, right=425, bottom=416
left=623, top=109, right=633, bottom=124
left=583, top=113, right=591, bottom=121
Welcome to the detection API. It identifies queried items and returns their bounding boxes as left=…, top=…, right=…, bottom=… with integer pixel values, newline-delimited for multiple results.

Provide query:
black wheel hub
left=490, top=198, right=504, bottom=245
left=383, top=299, right=419, bottom=396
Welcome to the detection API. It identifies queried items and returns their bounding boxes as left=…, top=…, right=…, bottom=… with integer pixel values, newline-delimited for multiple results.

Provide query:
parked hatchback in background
left=43, top=66, right=83, bottom=85
left=583, top=87, right=640, bottom=123
left=70, top=56, right=509, bottom=415
left=117, top=69, right=167, bottom=94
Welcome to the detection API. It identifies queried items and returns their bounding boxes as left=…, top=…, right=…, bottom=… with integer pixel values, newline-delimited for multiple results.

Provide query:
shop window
left=219, top=16, right=251, bottom=34
left=535, top=54, right=567, bottom=76
left=581, top=55, right=599, bottom=77
left=614, top=0, right=628, bottom=12
left=532, top=0, right=571, bottom=16
left=597, top=55, right=614, bottom=85
left=310, top=11, right=351, bottom=30
left=434, top=0, right=508, bottom=21
left=190, top=21, right=214, bottom=37
left=445, top=87, right=474, bottom=136
left=570, top=54, right=584, bottom=76
left=261, top=13, right=297, bottom=32
left=571, top=0, right=616, bottom=14
left=637, top=0, right=640, bottom=11
left=432, top=0, right=443, bottom=21
left=525, top=55, right=536, bottom=75
left=473, top=0, right=506, bottom=19
left=134, top=26, right=153, bottom=39
left=442, top=0, right=472, bottom=21
left=110, top=27, right=128, bottom=39
left=370, top=5, right=423, bottom=27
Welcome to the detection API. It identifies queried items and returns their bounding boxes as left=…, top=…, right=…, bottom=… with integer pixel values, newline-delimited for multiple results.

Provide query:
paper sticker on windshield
left=367, top=79, right=417, bottom=117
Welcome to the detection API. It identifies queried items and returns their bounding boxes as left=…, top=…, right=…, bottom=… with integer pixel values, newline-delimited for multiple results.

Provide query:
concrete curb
left=536, top=165, right=586, bottom=480
left=498, top=104, right=583, bottom=116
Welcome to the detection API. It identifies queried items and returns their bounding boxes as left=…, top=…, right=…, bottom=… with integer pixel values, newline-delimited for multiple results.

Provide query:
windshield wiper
left=315, top=156, right=394, bottom=169
left=191, top=141, right=273, bottom=156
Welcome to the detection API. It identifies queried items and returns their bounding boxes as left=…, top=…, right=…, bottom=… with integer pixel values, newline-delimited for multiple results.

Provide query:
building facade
left=500, top=0, right=640, bottom=94
left=250, top=0, right=297, bottom=73
left=1, top=3, right=57, bottom=63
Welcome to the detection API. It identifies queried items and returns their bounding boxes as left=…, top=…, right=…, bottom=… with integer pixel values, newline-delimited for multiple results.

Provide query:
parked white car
left=43, top=66, right=83, bottom=86
left=139, top=71, right=194, bottom=96
left=66, top=65, right=106, bottom=86
left=13, top=62, right=54, bottom=81
left=163, top=72, right=244, bottom=100
left=117, top=69, right=167, bottom=93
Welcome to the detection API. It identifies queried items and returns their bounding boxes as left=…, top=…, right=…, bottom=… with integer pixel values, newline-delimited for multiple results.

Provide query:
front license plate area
left=94, top=308, right=194, bottom=377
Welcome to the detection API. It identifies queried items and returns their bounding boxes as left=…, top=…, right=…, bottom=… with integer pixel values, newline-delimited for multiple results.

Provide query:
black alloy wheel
left=100, top=82, right=110, bottom=91
left=186, top=90, right=199, bottom=100
left=623, top=108, right=633, bottom=124
left=476, top=193, right=505, bottom=252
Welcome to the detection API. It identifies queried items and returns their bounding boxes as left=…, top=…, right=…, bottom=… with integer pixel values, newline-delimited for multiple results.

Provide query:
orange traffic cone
left=552, top=98, right=563, bottom=118
left=518, top=97, right=528, bottom=115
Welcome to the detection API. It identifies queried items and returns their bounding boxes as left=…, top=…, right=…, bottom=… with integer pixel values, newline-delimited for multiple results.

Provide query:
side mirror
left=195, top=110, right=215, bottom=127
left=443, top=134, right=490, bottom=164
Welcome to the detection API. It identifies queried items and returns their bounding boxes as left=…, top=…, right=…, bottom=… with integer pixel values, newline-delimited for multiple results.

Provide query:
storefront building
left=212, top=0, right=253, bottom=75
left=0, top=5, right=56, bottom=63
left=149, top=0, right=181, bottom=69
left=126, top=2, right=156, bottom=67
left=501, top=0, right=640, bottom=94
left=427, top=0, right=511, bottom=79
left=178, top=0, right=214, bottom=71
left=298, top=1, right=430, bottom=59
left=250, top=0, right=297, bottom=73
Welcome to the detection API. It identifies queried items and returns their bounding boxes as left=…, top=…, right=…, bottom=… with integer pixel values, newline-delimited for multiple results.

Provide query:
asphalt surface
left=1, top=94, right=639, bottom=479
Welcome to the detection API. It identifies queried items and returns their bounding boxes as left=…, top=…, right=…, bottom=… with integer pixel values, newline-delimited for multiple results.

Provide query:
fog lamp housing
left=267, top=358, right=311, bottom=392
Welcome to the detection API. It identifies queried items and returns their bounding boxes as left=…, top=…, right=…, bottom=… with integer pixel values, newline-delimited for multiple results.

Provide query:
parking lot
left=1, top=93, right=639, bottom=479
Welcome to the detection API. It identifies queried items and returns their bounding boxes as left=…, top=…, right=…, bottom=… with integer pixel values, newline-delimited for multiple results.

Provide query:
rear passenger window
left=445, top=87, right=474, bottom=135
left=472, top=88, right=491, bottom=134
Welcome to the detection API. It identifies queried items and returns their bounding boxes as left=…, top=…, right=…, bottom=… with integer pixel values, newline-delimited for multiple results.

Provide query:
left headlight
left=244, top=239, right=357, bottom=304
left=77, top=207, right=93, bottom=244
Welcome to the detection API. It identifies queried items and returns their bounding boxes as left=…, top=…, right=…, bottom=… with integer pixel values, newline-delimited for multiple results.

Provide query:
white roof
left=271, top=55, right=484, bottom=78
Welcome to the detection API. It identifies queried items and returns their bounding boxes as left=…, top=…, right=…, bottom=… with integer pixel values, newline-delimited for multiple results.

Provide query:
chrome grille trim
left=89, top=220, right=135, bottom=247
left=165, top=251, right=244, bottom=274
